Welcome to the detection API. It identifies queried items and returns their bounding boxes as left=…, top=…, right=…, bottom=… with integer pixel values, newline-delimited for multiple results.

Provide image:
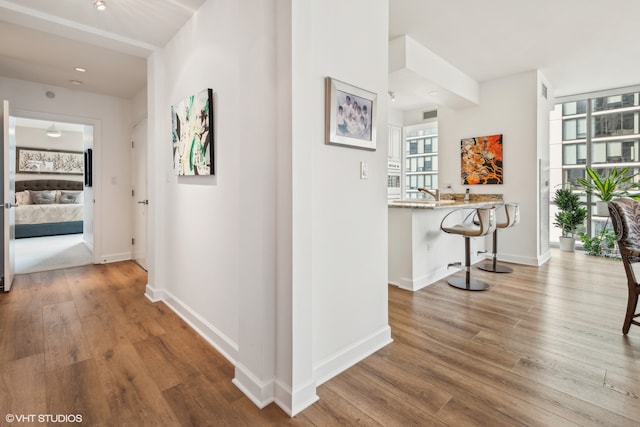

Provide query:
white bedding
left=16, top=203, right=83, bottom=225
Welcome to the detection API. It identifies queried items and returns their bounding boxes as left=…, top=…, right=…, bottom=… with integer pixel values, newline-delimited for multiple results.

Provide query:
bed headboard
left=16, top=179, right=83, bottom=192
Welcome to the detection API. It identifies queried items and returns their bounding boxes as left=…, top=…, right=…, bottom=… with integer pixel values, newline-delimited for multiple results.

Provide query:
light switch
left=360, top=161, right=368, bottom=179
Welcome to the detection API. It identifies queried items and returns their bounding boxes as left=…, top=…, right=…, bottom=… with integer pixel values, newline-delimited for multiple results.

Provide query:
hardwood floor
left=1, top=250, right=639, bottom=426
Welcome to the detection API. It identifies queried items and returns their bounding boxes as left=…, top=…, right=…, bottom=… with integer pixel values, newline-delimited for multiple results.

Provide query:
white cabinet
left=388, top=125, right=402, bottom=162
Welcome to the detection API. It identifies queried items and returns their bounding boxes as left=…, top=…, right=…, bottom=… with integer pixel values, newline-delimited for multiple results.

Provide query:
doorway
left=12, top=117, right=94, bottom=274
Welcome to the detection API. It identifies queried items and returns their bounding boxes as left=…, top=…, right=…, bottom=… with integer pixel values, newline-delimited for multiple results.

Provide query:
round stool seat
left=442, top=223, right=488, bottom=237
left=441, top=206, right=496, bottom=291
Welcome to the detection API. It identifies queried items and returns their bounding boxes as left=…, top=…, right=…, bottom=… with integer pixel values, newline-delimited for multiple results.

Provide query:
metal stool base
left=448, top=277, right=489, bottom=291
left=477, top=262, right=513, bottom=273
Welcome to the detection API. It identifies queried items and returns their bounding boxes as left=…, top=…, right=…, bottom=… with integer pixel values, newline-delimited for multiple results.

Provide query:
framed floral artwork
left=16, top=147, right=83, bottom=175
left=461, top=134, right=503, bottom=185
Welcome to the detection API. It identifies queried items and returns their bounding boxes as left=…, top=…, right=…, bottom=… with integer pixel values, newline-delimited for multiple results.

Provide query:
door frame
left=2, top=100, right=16, bottom=291
left=131, top=118, right=148, bottom=270
left=12, top=109, right=102, bottom=264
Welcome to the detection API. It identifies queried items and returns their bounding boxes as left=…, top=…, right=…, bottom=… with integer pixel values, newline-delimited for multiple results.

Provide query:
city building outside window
left=551, top=89, right=640, bottom=246
left=404, top=124, right=438, bottom=199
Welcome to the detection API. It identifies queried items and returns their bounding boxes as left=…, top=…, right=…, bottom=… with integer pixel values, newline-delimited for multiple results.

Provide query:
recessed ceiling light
left=93, top=0, right=106, bottom=11
left=70, top=80, right=83, bottom=85
left=74, top=67, right=87, bottom=73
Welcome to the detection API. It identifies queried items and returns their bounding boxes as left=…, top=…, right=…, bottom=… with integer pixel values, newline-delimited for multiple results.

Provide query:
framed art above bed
left=16, top=147, right=84, bottom=175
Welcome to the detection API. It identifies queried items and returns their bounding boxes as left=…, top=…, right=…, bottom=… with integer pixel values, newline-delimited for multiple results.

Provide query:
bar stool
left=478, top=203, right=520, bottom=273
left=441, top=206, right=496, bottom=291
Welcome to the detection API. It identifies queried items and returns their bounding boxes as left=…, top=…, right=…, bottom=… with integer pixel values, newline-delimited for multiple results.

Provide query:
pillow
left=59, top=190, right=83, bottom=204
left=15, top=190, right=31, bottom=205
left=31, top=190, right=56, bottom=205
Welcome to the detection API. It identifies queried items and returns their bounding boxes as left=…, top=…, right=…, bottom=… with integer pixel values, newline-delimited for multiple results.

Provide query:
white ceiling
left=389, top=0, right=640, bottom=111
left=1, top=0, right=640, bottom=110
left=0, top=0, right=206, bottom=98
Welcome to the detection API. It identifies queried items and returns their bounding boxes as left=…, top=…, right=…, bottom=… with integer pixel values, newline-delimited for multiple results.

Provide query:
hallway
left=1, top=252, right=639, bottom=425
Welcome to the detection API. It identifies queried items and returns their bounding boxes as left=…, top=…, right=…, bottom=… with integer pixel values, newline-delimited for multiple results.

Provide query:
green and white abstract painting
left=171, top=88, right=214, bottom=176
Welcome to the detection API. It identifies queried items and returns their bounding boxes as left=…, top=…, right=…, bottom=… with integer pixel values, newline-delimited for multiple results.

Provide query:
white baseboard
left=537, top=249, right=552, bottom=266
left=143, top=285, right=238, bottom=364
left=489, top=252, right=548, bottom=267
left=99, top=252, right=131, bottom=264
left=390, top=254, right=486, bottom=292
left=142, top=287, right=392, bottom=418
left=313, top=325, right=392, bottom=386
left=274, top=377, right=319, bottom=416
left=144, top=284, right=161, bottom=302
left=232, top=364, right=275, bottom=409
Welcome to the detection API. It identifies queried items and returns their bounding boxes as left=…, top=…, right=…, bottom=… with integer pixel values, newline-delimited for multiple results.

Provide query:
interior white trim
left=10, top=108, right=101, bottom=265
left=232, top=364, right=275, bottom=409
left=144, top=284, right=239, bottom=364
left=99, top=252, right=132, bottom=264
left=490, top=252, right=551, bottom=267
left=313, top=325, right=392, bottom=386
left=274, top=378, right=319, bottom=417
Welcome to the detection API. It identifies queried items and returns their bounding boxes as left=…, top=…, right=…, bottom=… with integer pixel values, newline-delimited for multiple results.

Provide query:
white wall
left=14, top=126, right=83, bottom=182
left=549, top=104, right=564, bottom=243
left=131, top=87, right=147, bottom=125
left=148, top=1, right=251, bottom=362
left=146, top=0, right=391, bottom=416
left=146, top=0, right=274, bottom=398
left=536, top=72, right=554, bottom=259
left=305, top=0, right=391, bottom=384
left=0, top=76, right=133, bottom=263
left=438, top=70, right=551, bottom=265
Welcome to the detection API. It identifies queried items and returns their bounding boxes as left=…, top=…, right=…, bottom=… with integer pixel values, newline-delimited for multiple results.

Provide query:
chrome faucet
left=418, top=187, right=439, bottom=201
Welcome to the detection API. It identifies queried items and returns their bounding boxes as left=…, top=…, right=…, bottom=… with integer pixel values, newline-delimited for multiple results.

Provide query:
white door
left=2, top=100, right=16, bottom=291
left=132, top=119, right=148, bottom=270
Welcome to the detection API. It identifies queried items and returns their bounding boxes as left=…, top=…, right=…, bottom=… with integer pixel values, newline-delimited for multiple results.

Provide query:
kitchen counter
left=388, top=193, right=503, bottom=291
left=388, top=199, right=498, bottom=209
left=388, top=193, right=503, bottom=209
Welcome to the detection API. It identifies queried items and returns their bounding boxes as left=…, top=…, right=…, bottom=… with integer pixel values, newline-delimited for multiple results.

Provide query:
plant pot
left=559, top=236, right=575, bottom=252
left=596, top=201, right=610, bottom=216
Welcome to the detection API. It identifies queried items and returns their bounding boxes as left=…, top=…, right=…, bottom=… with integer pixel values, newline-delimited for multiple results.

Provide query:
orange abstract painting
left=461, top=134, right=503, bottom=185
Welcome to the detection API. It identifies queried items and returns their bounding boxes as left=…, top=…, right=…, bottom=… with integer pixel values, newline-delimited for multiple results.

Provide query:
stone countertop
left=388, top=193, right=503, bottom=209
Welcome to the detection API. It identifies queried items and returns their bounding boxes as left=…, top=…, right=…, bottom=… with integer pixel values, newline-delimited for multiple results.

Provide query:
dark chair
left=478, top=203, right=520, bottom=273
left=608, top=198, right=640, bottom=334
left=441, top=206, right=496, bottom=291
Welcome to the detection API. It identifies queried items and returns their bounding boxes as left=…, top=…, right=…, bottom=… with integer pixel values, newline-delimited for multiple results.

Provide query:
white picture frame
left=325, top=77, right=377, bottom=150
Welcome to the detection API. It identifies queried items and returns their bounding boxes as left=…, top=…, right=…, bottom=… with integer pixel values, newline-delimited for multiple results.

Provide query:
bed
left=14, top=179, right=84, bottom=239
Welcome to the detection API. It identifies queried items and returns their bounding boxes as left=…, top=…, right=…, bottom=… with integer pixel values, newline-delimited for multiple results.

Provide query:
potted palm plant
left=553, top=187, right=587, bottom=251
left=577, top=167, right=637, bottom=216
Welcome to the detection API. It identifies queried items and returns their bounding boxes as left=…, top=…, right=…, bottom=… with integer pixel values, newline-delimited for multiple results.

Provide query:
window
left=563, top=143, right=586, bottom=165
left=563, top=100, right=587, bottom=115
left=563, top=117, right=587, bottom=140
left=555, top=90, right=640, bottom=246
left=592, top=112, right=638, bottom=137
left=404, top=125, right=438, bottom=198
left=592, top=93, right=638, bottom=112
